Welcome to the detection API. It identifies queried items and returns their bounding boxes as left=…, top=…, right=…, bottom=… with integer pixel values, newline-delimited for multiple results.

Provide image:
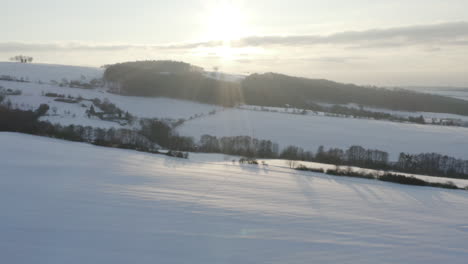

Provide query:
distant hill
left=242, top=73, right=468, bottom=115
left=103, top=61, right=242, bottom=106
left=401, top=86, right=468, bottom=102
left=103, top=61, right=468, bottom=116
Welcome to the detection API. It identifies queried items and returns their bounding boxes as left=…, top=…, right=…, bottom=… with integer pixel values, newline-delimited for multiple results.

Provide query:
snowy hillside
left=2, top=132, right=468, bottom=264
left=0, top=62, right=223, bottom=128
left=2, top=61, right=468, bottom=161
left=1, top=80, right=223, bottom=128
left=0, top=62, right=103, bottom=83
left=177, top=108, right=468, bottom=160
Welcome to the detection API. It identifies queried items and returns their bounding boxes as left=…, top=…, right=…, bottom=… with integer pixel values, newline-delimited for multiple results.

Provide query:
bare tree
left=10, top=55, right=33, bottom=63
left=211, top=66, right=219, bottom=78
left=286, top=160, right=298, bottom=169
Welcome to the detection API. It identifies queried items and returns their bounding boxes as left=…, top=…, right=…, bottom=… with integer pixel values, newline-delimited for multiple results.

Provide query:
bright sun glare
left=199, top=1, right=259, bottom=61
left=206, top=2, right=246, bottom=42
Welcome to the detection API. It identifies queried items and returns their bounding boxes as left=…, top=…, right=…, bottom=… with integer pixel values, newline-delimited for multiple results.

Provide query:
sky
left=1, top=0, right=468, bottom=86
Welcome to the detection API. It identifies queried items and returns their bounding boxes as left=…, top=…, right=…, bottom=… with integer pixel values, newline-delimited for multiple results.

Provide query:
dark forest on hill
left=103, top=61, right=468, bottom=116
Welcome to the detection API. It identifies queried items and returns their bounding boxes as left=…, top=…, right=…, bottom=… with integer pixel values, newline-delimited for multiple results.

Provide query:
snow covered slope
left=177, top=108, right=468, bottom=160
left=0, top=62, right=103, bottom=83
left=2, top=80, right=222, bottom=126
left=0, top=62, right=222, bottom=128
left=2, top=132, right=468, bottom=264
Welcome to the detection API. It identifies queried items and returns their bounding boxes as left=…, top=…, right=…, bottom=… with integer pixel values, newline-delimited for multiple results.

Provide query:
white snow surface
left=0, top=62, right=103, bottom=83
left=177, top=108, right=468, bottom=160
left=1, top=132, right=468, bottom=264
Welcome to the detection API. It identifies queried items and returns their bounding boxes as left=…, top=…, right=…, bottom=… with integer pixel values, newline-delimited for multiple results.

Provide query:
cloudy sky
left=2, top=0, right=468, bottom=86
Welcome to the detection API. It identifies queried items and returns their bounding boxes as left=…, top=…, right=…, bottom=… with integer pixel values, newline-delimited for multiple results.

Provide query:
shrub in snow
left=166, top=150, right=189, bottom=159
left=239, top=157, right=259, bottom=165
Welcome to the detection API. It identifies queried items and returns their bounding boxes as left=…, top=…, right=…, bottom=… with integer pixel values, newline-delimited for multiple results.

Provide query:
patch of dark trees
left=279, top=145, right=390, bottom=170
left=0, top=87, right=22, bottom=96
left=397, top=153, right=468, bottom=179
left=297, top=165, right=462, bottom=190
left=10, top=55, right=33, bottom=63
left=0, top=104, right=49, bottom=133
left=49, top=78, right=103, bottom=89
left=239, top=157, right=259, bottom=165
left=54, top=98, right=80, bottom=104
left=44, top=93, right=80, bottom=104
left=281, top=144, right=468, bottom=180
left=0, top=75, right=29, bottom=83
left=138, top=119, right=195, bottom=151
left=86, top=98, right=133, bottom=124
left=44, top=92, right=65, bottom=98
left=103, top=61, right=468, bottom=116
left=67, top=79, right=103, bottom=89
left=41, top=92, right=134, bottom=124
left=198, top=134, right=279, bottom=158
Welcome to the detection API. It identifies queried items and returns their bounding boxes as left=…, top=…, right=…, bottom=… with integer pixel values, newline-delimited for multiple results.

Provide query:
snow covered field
left=177, top=108, right=468, bottom=160
left=1, top=132, right=468, bottom=264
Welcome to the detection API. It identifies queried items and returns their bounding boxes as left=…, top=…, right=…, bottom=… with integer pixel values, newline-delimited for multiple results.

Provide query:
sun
left=205, top=2, right=247, bottom=42
left=197, top=1, right=258, bottom=60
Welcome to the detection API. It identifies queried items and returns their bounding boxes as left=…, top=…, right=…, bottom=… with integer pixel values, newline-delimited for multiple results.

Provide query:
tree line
left=1, top=102, right=468, bottom=179
left=297, top=165, right=462, bottom=190
left=398, top=152, right=468, bottom=179
left=198, top=134, right=279, bottom=158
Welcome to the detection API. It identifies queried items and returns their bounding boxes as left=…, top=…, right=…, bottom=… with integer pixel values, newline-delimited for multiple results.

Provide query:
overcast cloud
left=2, top=21, right=467, bottom=52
